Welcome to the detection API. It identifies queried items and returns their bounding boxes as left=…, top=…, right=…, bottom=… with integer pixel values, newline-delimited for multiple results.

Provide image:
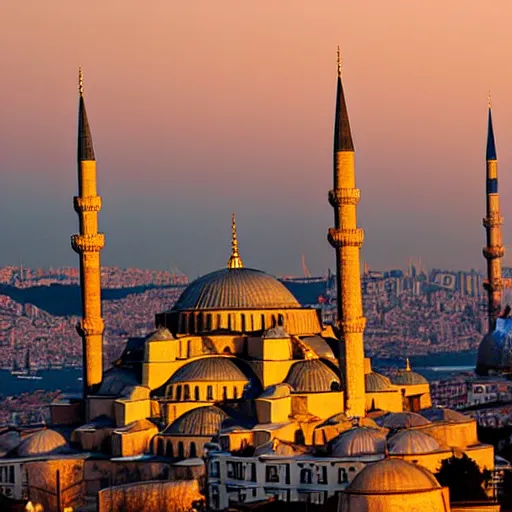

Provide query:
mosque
left=0, top=55, right=501, bottom=511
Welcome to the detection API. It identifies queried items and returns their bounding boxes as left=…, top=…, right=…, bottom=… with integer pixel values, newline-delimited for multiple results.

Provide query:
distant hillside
left=0, top=283, right=184, bottom=317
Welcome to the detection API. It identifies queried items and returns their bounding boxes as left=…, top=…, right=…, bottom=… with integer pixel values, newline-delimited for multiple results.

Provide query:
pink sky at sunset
left=1, top=0, right=512, bottom=276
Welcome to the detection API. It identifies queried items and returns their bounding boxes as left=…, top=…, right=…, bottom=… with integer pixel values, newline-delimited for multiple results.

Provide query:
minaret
left=483, top=93, right=504, bottom=332
left=227, top=213, right=243, bottom=269
left=71, top=68, right=105, bottom=396
left=327, top=49, right=366, bottom=417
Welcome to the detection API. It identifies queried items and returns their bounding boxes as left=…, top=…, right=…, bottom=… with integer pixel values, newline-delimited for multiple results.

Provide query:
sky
left=1, top=1, right=512, bottom=277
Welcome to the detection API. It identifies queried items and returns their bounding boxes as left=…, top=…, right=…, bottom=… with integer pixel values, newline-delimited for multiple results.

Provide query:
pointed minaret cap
left=487, top=91, right=497, bottom=161
left=334, top=46, right=354, bottom=152
left=78, top=67, right=96, bottom=162
left=405, top=358, right=411, bottom=371
left=227, top=213, right=244, bottom=269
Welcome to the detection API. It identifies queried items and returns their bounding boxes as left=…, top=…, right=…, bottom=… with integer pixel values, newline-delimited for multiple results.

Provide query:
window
left=178, top=442, right=185, bottom=459
left=317, top=466, right=327, bottom=485
left=223, top=386, right=228, bottom=400
left=241, top=314, right=246, bottom=332
left=266, top=465, right=279, bottom=483
left=176, top=385, right=182, bottom=401
left=300, top=468, right=312, bottom=484
left=184, top=385, right=190, bottom=400
left=210, top=461, right=220, bottom=477
left=227, top=462, right=235, bottom=479
left=338, top=467, right=348, bottom=484
left=166, top=385, right=173, bottom=399
left=157, top=438, right=165, bottom=456
left=194, top=386, right=200, bottom=401
left=207, top=385, right=214, bottom=401
left=233, top=387, right=238, bottom=399
left=190, top=442, right=197, bottom=458
left=166, top=442, right=173, bottom=458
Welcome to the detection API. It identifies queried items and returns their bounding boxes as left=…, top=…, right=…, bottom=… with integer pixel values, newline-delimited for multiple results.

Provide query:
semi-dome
left=378, top=412, right=431, bottom=429
left=165, top=406, right=228, bottom=436
left=285, top=359, right=341, bottom=393
left=347, top=458, right=440, bottom=493
left=418, top=407, right=470, bottom=424
left=145, top=327, right=175, bottom=342
left=172, top=268, right=300, bottom=311
left=331, top=427, right=387, bottom=457
left=388, top=430, right=440, bottom=454
left=365, top=372, right=393, bottom=392
left=259, top=383, right=293, bottom=399
left=16, top=429, right=68, bottom=457
left=169, top=357, right=249, bottom=383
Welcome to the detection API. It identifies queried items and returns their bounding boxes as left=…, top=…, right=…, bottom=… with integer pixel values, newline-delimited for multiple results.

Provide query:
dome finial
left=337, top=46, right=342, bottom=77
left=405, top=357, right=411, bottom=371
left=227, top=213, right=243, bottom=269
left=488, top=90, right=492, bottom=109
left=78, top=67, right=84, bottom=97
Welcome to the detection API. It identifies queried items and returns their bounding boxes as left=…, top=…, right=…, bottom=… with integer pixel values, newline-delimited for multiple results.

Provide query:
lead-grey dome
left=388, top=430, right=440, bottom=454
left=169, top=357, right=249, bottom=383
left=365, top=372, right=393, bottom=392
left=285, top=359, right=340, bottom=393
left=331, top=427, right=387, bottom=457
left=166, top=406, right=228, bottom=436
left=172, top=268, right=300, bottom=311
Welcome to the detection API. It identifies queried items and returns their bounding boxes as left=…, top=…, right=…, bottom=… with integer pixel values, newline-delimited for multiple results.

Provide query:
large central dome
left=173, top=268, right=300, bottom=311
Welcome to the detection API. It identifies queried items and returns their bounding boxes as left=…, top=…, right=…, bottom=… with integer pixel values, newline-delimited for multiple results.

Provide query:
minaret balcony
left=482, top=214, right=503, bottom=228
left=340, top=317, right=367, bottom=334
left=328, top=188, right=360, bottom=207
left=76, top=317, right=105, bottom=337
left=71, top=233, right=105, bottom=253
left=328, top=228, right=364, bottom=248
left=483, top=278, right=504, bottom=291
left=482, top=245, right=505, bottom=260
left=74, top=196, right=102, bottom=213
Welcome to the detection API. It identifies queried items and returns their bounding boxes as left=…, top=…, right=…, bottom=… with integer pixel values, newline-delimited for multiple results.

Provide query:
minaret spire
left=328, top=49, right=366, bottom=417
left=227, top=213, right=243, bottom=269
left=71, top=68, right=105, bottom=400
left=483, top=95, right=504, bottom=332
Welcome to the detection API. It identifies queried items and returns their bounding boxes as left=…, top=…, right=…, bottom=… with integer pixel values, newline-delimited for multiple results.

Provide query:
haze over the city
left=1, top=0, right=512, bottom=276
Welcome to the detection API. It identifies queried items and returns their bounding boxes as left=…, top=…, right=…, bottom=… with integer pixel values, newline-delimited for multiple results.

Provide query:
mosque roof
left=145, top=327, right=175, bottom=342
left=172, top=268, right=300, bottom=311
left=98, top=368, right=140, bottom=396
left=388, top=430, right=440, bottom=455
left=169, top=357, right=249, bottom=383
left=165, top=406, right=228, bottom=436
left=259, top=383, right=293, bottom=399
left=365, top=372, right=393, bottom=392
left=418, top=407, right=470, bottom=424
left=331, top=427, right=387, bottom=457
left=347, top=459, right=440, bottom=493
left=16, top=429, right=69, bottom=457
left=377, top=412, right=431, bottom=429
left=389, top=368, right=428, bottom=386
left=285, top=359, right=340, bottom=393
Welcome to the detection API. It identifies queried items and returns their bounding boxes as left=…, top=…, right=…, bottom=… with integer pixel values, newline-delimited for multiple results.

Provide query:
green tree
left=435, top=453, right=491, bottom=502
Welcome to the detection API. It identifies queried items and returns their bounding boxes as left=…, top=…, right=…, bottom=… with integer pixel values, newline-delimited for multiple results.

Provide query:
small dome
left=166, top=406, right=228, bottom=436
left=390, top=370, right=428, bottom=386
left=365, top=372, right=393, bottom=392
left=16, top=429, right=68, bottom=457
left=418, top=408, right=470, bottom=424
left=285, top=359, right=340, bottom=393
left=0, top=431, right=21, bottom=454
left=378, top=412, right=431, bottom=429
left=169, top=357, right=249, bottom=383
left=172, top=268, right=300, bottom=311
left=388, top=430, right=440, bottom=454
left=259, top=383, right=293, bottom=399
left=262, top=326, right=289, bottom=339
left=331, top=427, right=387, bottom=457
left=348, top=459, right=440, bottom=493
left=146, top=327, right=175, bottom=342
left=99, top=368, right=139, bottom=396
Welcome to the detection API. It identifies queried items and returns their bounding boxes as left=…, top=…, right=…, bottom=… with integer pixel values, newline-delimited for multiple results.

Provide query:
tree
left=435, top=453, right=491, bottom=502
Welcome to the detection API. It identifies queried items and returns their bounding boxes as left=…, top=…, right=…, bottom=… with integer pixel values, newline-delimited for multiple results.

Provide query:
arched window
left=331, top=381, right=341, bottom=392
left=206, top=314, right=212, bottom=331
left=233, top=386, right=238, bottom=399
left=241, top=314, right=246, bottom=333
left=223, top=346, right=232, bottom=354
left=166, top=442, right=174, bottom=458
left=207, top=385, right=214, bottom=401
left=188, top=314, right=195, bottom=334
left=294, top=429, right=305, bottom=445
left=157, top=438, right=164, bottom=456
left=222, top=386, right=228, bottom=400
left=176, top=385, right=182, bottom=401
left=216, top=314, right=221, bottom=329
left=194, top=386, right=200, bottom=401
left=261, top=314, right=265, bottom=330
left=300, top=468, right=312, bottom=484
left=166, top=385, right=173, bottom=399
left=227, top=315, right=232, bottom=331
left=178, top=441, right=185, bottom=459
left=190, top=442, right=197, bottom=458
left=184, top=384, right=190, bottom=400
